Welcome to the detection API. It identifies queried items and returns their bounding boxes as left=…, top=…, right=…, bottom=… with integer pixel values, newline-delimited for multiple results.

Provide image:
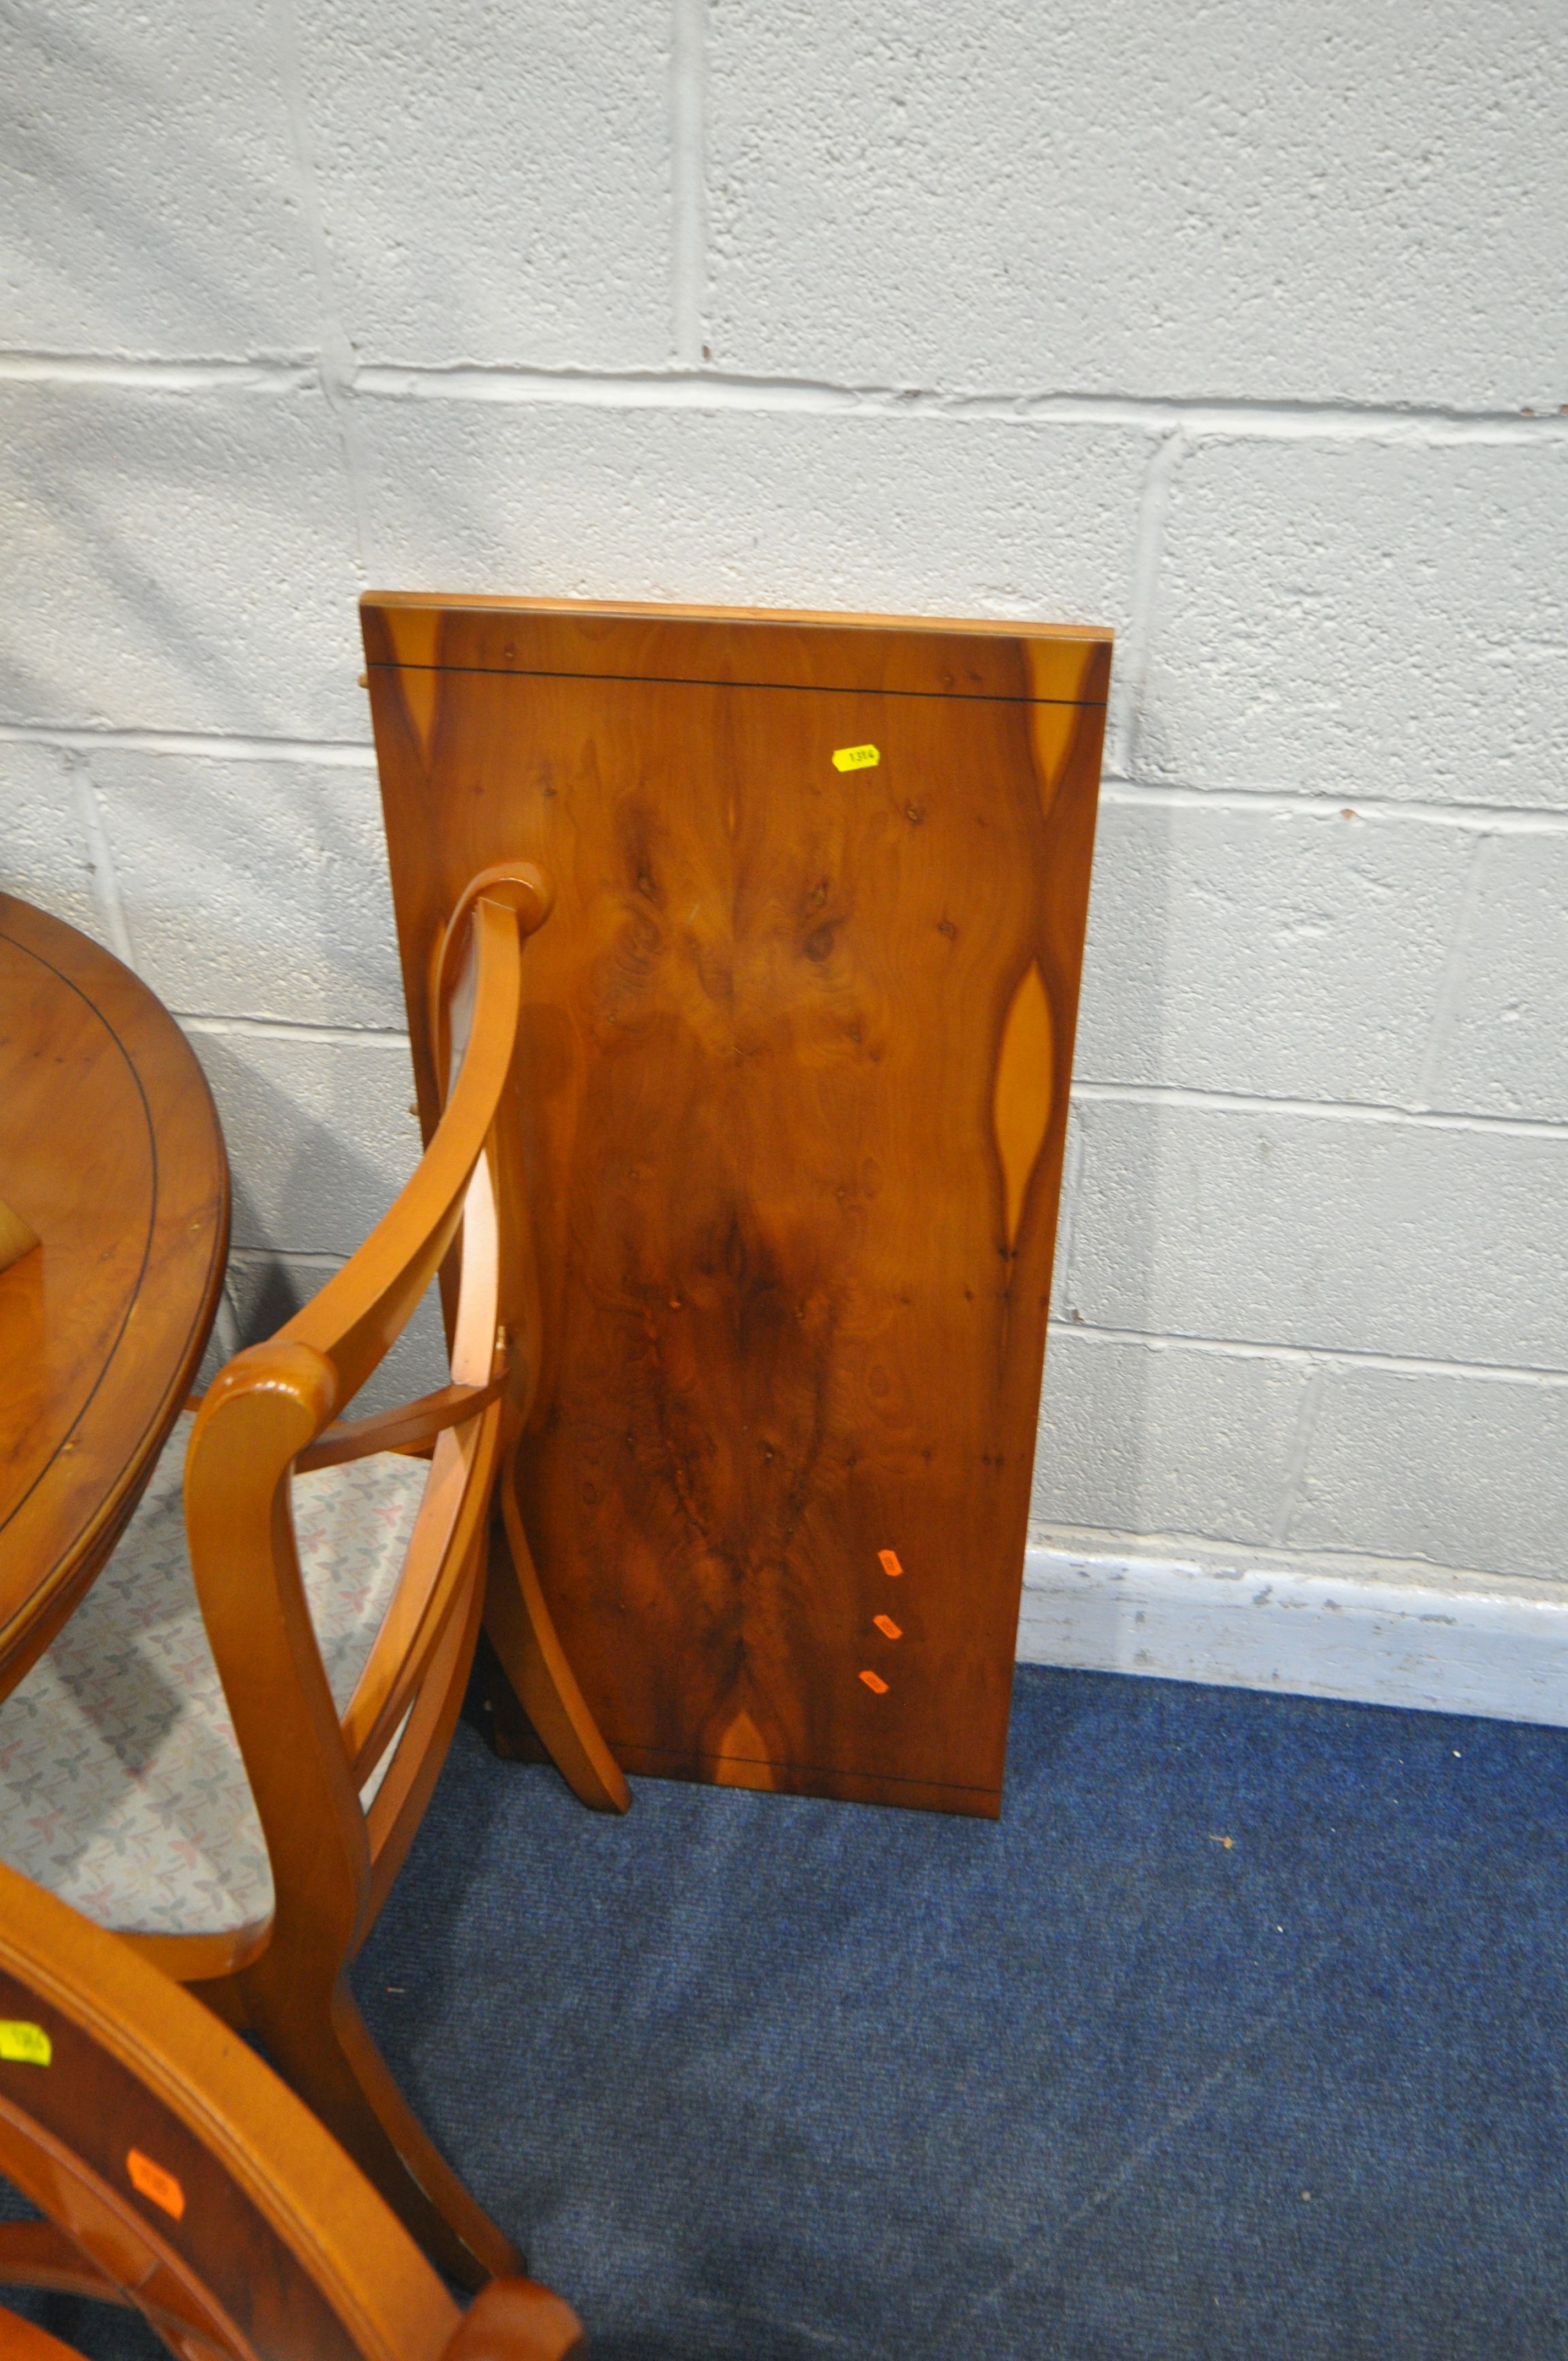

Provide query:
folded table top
left=363, top=596, right=1110, bottom=1816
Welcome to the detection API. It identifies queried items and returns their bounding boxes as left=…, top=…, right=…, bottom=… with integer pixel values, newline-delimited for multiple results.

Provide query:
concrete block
left=1140, top=438, right=1568, bottom=808
left=707, top=0, right=1567, bottom=407
left=1077, top=800, right=1471, bottom=1102
left=188, top=1027, right=420, bottom=1258
left=222, top=1255, right=448, bottom=1413
left=1292, top=1363, right=1568, bottom=1584
left=357, top=400, right=1144, bottom=628
left=89, top=750, right=402, bottom=1026
left=1066, top=1098, right=1568, bottom=1372
left=1427, top=833, right=1568, bottom=1122
left=0, top=742, right=104, bottom=940
left=1, top=0, right=316, bottom=356
left=0, top=380, right=363, bottom=738
left=297, top=0, right=672, bottom=367
left=1032, top=1328, right=1310, bottom=1547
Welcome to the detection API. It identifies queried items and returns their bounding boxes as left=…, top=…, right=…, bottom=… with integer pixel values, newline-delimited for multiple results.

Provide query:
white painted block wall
left=3, top=0, right=1566, bottom=1702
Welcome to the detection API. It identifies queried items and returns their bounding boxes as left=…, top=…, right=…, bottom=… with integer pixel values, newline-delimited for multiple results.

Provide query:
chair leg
left=486, top=1475, right=630, bottom=1816
left=184, top=1972, right=251, bottom=2032
left=240, top=1964, right=519, bottom=2293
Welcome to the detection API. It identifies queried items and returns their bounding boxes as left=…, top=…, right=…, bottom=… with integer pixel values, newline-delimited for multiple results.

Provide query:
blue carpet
left=9, top=1666, right=1568, bottom=2357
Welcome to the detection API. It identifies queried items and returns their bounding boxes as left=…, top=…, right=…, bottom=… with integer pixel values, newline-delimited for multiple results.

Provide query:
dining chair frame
left=121, top=867, right=551, bottom=2288
left=0, top=1860, right=584, bottom=2359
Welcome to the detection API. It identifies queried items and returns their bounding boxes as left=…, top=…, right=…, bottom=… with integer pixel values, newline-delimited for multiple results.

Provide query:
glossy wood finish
left=362, top=591, right=1113, bottom=706
left=0, top=896, right=228, bottom=1701
left=0, top=1193, right=40, bottom=1275
left=115, top=879, right=546, bottom=2292
left=0, top=1864, right=585, bottom=2360
left=364, top=597, right=1110, bottom=1819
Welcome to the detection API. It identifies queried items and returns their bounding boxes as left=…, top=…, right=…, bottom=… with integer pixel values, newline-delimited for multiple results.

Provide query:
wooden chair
left=0, top=1860, right=584, bottom=2359
left=0, top=866, right=554, bottom=2289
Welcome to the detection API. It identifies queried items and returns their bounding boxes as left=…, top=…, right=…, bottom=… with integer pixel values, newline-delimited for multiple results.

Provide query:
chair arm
left=193, top=1336, right=339, bottom=1460
left=295, top=1366, right=510, bottom=1472
left=283, top=893, right=524, bottom=1411
left=186, top=1337, right=375, bottom=1946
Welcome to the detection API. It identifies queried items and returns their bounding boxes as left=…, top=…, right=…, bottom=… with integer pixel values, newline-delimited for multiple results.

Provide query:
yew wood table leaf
left=364, top=596, right=1110, bottom=1818
left=0, top=897, right=228, bottom=1698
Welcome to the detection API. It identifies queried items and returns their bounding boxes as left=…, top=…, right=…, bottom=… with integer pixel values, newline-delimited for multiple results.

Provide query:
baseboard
left=1017, top=1536, right=1568, bottom=1728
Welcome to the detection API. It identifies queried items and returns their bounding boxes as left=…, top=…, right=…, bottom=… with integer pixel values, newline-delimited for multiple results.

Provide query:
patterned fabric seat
left=0, top=1415, right=428, bottom=1941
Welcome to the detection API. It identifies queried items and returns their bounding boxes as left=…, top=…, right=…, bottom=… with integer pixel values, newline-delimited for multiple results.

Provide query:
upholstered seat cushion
left=0, top=1415, right=428, bottom=1941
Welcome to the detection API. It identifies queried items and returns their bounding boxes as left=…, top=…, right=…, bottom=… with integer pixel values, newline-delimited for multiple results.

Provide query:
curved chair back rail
left=0, top=1862, right=585, bottom=2360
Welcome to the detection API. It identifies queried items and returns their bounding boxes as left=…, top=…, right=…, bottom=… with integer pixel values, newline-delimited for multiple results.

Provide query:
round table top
left=0, top=896, right=229, bottom=1696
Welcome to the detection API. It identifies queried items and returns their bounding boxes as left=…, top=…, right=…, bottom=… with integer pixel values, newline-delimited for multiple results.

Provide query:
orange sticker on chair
left=878, top=1550, right=903, bottom=1577
left=858, top=1669, right=889, bottom=1694
left=873, top=1615, right=902, bottom=1640
left=127, top=2148, right=186, bottom=2220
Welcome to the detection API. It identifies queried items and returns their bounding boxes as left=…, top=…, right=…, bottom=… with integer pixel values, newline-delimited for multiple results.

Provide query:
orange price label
left=858, top=1669, right=889, bottom=1695
left=872, top=1614, right=902, bottom=1640
left=127, top=2148, right=186, bottom=2221
left=878, top=1549, right=903, bottom=1577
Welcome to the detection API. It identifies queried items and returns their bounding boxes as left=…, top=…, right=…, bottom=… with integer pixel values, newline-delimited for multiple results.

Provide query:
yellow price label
left=831, top=744, right=880, bottom=773
left=0, top=2021, right=52, bottom=2066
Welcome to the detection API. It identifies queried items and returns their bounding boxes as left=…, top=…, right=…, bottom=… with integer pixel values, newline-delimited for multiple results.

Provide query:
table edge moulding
left=0, top=895, right=229, bottom=1699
